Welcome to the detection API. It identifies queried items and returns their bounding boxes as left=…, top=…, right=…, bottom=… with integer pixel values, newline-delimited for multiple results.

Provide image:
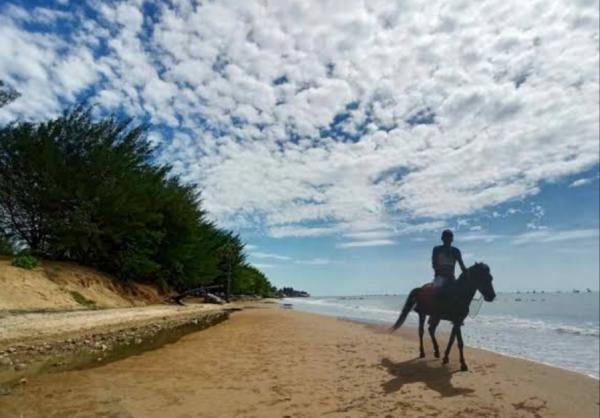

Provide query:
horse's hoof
left=434, top=351, right=440, bottom=358
left=419, top=352, right=425, bottom=358
left=461, top=364, right=468, bottom=372
left=442, top=357, right=449, bottom=364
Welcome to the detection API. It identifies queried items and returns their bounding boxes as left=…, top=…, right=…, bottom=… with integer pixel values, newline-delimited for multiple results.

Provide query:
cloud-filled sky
left=1, top=0, right=598, bottom=294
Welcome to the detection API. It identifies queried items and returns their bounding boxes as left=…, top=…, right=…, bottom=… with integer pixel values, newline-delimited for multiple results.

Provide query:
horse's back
left=415, top=283, right=438, bottom=314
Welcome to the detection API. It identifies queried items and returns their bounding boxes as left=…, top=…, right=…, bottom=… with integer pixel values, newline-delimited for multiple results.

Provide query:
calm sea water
left=284, top=291, right=600, bottom=378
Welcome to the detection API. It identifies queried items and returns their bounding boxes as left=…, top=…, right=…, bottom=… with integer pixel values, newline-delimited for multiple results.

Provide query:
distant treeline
left=278, top=287, right=310, bottom=297
left=0, top=108, right=275, bottom=297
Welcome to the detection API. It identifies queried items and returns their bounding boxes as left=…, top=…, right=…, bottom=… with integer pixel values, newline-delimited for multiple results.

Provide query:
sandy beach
left=0, top=304, right=598, bottom=418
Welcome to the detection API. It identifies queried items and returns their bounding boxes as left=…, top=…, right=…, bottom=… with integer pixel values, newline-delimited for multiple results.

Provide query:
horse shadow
left=380, top=357, right=475, bottom=398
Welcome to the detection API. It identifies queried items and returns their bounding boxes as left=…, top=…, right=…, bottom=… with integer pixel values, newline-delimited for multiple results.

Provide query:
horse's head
left=468, top=263, right=496, bottom=302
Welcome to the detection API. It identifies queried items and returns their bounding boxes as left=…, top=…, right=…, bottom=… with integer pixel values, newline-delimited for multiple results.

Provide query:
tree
left=0, top=80, right=20, bottom=108
left=0, top=108, right=243, bottom=289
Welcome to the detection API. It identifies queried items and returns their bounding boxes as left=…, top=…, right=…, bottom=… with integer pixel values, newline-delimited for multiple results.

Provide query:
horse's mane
left=457, top=262, right=490, bottom=281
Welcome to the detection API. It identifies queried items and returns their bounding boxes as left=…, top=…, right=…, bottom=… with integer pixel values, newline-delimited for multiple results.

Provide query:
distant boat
left=515, top=298, right=522, bottom=302
left=586, top=288, right=592, bottom=293
left=573, top=289, right=581, bottom=294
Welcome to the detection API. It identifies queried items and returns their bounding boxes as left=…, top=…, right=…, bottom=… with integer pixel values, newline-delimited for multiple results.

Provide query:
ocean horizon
left=284, top=291, right=600, bottom=379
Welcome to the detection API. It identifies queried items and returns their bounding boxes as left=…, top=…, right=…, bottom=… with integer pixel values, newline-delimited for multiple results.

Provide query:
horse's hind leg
left=442, top=326, right=456, bottom=365
left=428, top=317, right=440, bottom=358
left=456, top=326, right=468, bottom=371
left=418, top=313, right=426, bottom=358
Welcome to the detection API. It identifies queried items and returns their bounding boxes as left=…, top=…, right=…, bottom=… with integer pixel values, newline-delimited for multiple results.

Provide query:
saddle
left=419, top=283, right=461, bottom=317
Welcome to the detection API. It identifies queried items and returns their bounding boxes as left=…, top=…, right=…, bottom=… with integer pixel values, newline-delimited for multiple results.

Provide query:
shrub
left=69, top=291, right=96, bottom=307
left=0, top=236, right=13, bottom=256
left=12, top=253, right=40, bottom=269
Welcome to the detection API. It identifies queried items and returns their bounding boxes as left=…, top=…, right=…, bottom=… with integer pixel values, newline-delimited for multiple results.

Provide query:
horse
left=391, top=263, right=496, bottom=371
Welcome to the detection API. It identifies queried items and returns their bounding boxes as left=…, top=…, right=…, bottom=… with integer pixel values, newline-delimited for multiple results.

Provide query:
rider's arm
left=456, top=248, right=468, bottom=274
left=431, top=247, right=439, bottom=273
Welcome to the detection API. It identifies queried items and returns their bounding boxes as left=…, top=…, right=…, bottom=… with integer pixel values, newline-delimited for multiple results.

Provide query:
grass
left=70, top=291, right=96, bottom=307
left=12, top=254, right=40, bottom=269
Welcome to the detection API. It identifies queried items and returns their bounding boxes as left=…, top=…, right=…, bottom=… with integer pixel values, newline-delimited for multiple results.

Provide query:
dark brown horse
left=391, top=263, right=496, bottom=371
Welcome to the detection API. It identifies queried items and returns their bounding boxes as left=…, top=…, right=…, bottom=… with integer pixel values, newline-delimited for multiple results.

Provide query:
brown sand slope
left=0, top=307, right=597, bottom=418
left=0, top=259, right=162, bottom=312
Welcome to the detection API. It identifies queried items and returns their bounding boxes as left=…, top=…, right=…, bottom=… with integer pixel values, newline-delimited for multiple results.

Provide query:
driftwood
left=204, top=292, right=226, bottom=304
left=170, top=285, right=226, bottom=305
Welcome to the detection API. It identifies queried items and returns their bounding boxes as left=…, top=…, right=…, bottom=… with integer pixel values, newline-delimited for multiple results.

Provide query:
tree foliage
left=233, top=265, right=277, bottom=297
left=0, top=80, right=20, bottom=108
left=0, top=108, right=272, bottom=292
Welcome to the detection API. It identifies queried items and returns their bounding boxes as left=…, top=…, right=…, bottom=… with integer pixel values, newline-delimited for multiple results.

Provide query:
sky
left=0, top=0, right=598, bottom=295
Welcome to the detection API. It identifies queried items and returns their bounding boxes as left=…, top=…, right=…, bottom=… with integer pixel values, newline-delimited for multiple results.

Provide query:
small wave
left=555, top=326, right=600, bottom=337
left=473, top=315, right=599, bottom=338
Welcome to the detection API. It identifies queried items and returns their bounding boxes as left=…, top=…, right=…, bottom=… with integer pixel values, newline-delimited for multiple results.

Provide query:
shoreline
left=0, top=303, right=597, bottom=417
left=285, top=296, right=600, bottom=380
left=343, top=316, right=600, bottom=381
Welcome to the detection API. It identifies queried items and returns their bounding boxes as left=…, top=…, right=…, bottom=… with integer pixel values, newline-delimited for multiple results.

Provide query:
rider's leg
left=456, top=325, right=468, bottom=371
left=428, top=316, right=440, bottom=358
left=443, top=325, right=456, bottom=364
left=418, top=313, right=426, bottom=358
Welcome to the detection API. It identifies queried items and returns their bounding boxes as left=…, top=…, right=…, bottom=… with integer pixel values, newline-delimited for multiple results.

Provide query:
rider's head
left=441, top=229, right=453, bottom=245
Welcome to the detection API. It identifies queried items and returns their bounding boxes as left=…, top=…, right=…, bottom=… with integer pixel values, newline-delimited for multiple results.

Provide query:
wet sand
left=0, top=305, right=598, bottom=417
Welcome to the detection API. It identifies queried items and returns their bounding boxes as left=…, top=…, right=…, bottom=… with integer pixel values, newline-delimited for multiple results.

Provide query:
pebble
left=14, top=363, right=27, bottom=371
left=19, top=378, right=27, bottom=385
left=134, top=338, right=143, bottom=344
left=0, top=357, right=13, bottom=367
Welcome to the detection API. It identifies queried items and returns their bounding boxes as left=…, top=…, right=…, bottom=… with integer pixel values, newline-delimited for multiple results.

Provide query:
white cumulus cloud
left=0, top=0, right=597, bottom=242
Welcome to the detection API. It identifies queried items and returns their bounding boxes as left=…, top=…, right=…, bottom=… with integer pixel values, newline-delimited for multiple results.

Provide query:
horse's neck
left=454, top=276, right=477, bottom=306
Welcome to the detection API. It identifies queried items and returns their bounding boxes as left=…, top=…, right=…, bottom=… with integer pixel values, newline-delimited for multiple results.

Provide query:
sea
left=283, top=291, right=600, bottom=379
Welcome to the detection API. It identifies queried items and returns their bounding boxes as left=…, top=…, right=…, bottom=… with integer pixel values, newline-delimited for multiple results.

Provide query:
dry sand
left=0, top=305, right=598, bottom=418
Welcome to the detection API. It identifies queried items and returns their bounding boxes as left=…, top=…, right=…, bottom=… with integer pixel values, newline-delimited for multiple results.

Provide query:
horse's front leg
left=418, top=313, right=426, bottom=358
left=428, top=316, right=440, bottom=358
left=442, top=325, right=457, bottom=364
left=456, top=325, right=468, bottom=371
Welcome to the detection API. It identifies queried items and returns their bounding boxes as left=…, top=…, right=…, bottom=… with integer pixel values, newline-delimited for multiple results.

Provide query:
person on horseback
left=432, top=230, right=468, bottom=302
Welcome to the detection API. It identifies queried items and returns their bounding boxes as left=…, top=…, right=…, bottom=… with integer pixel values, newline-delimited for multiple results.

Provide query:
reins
left=469, top=295, right=484, bottom=318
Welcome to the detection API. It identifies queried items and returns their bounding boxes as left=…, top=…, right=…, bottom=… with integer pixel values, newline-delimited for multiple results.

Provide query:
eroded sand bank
left=0, top=305, right=598, bottom=418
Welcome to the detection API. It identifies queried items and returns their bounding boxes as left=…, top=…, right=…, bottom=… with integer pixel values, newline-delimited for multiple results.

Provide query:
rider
left=432, top=230, right=468, bottom=296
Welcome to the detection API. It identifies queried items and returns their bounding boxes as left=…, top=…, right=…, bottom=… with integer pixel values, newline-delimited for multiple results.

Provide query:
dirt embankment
left=0, top=257, right=234, bottom=390
left=0, top=258, right=163, bottom=312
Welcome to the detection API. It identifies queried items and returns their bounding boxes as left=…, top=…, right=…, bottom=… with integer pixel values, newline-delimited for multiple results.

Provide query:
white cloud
left=569, top=176, right=598, bottom=188
left=295, top=258, right=331, bottom=265
left=252, top=263, right=276, bottom=269
left=249, top=251, right=291, bottom=261
left=460, top=232, right=504, bottom=243
left=269, top=225, right=340, bottom=238
left=337, top=239, right=395, bottom=249
left=512, top=228, right=599, bottom=245
left=0, top=0, right=598, bottom=239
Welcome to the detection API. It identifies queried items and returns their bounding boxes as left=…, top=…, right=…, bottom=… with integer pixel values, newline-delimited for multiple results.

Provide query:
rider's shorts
left=432, top=276, right=449, bottom=288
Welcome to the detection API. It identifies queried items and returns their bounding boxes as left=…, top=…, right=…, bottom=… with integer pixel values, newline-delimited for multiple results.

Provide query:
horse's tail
left=391, top=287, right=419, bottom=331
